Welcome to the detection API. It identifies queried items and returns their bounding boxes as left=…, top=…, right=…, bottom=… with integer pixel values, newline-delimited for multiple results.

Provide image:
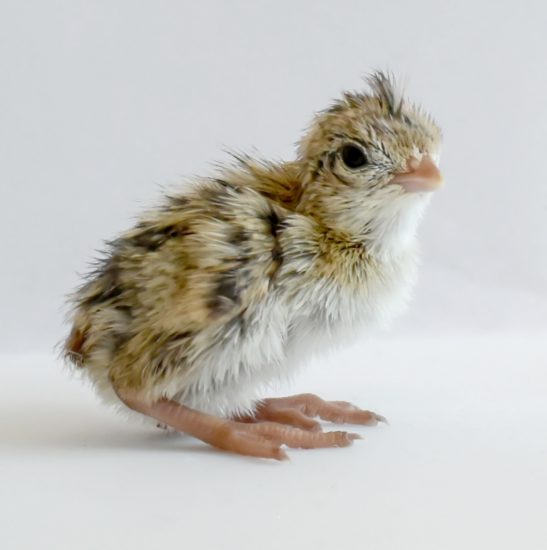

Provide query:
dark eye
left=341, top=144, right=368, bottom=169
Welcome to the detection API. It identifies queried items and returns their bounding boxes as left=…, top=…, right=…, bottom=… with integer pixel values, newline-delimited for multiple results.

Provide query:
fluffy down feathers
left=63, top=72, right=441, bottom=417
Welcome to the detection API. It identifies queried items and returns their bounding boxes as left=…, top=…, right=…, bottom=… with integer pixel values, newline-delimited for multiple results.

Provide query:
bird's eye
left=340, top=144, right=368, bottom=169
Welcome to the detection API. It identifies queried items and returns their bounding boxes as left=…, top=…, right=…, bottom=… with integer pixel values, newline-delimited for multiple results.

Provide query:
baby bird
left=63, top=72, right=442, bottom=460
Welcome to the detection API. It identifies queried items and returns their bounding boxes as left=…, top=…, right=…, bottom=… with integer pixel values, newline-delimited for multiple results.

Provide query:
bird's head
left=297, top=71, right=442, bottom=257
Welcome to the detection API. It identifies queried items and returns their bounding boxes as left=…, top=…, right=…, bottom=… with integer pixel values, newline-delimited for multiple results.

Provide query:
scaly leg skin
left=238, top=393, right=387, bottom=431
left=116, top=389, right=361, bottom=461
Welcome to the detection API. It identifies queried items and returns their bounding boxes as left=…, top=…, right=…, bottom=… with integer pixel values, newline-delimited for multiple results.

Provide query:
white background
left=1, top=1, right=546, bottom=549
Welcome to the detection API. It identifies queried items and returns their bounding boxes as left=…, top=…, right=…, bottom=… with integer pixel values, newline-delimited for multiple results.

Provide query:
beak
left=391, top=155, right=443, bottom=193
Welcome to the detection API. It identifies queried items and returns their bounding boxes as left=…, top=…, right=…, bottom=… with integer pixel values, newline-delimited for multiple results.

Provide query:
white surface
left=1, top=1, right=546, bottom=548
left=2, top=327, right=547, bottom=550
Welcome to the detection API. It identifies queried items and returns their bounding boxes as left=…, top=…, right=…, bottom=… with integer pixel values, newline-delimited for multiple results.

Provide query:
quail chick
left=63, top=72, right=443, bottom=460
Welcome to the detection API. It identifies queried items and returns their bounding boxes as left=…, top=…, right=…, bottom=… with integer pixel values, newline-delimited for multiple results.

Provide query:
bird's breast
left=165, top=248, right=418, bottom=417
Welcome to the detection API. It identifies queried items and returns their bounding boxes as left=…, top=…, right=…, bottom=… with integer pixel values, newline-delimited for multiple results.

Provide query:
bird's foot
left=238, top=393, right=387, bottom=430
left=116, top=388, right=361, bottom=460
left=116, top=389, right=383, bottom=461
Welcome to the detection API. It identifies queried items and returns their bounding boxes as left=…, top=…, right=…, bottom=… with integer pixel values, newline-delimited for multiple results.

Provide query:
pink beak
left=391, top=155, right=443, bottom=193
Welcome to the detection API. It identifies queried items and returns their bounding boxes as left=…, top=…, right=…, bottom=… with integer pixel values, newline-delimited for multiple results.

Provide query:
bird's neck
left=360, top=196, right=429, bottom=260
left=296, top=180, right=429, bottom=262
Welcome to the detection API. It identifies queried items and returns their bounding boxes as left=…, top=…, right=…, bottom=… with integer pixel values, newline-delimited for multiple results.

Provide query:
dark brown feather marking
left=214, top=178, right=240, bottom=192
left=208, top=270, right=241, bottom=316
left=82, top=261, right=123, bottom=306
left=265, top=209, right=284, bottom=281
left=229, top=227, right=248, bottom=247
left=166, top=331, right=193, bottom=343
left=216, top=274, right=240, bottom=303
left=267, top=210, right=280, bottom=237
left=166, top=194, right=190, bottom=208
left=130, top=224, right=188, bottom=252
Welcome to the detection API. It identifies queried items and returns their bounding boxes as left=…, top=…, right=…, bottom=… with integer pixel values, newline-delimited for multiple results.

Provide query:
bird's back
left=63, top=173, right=289, bottom=404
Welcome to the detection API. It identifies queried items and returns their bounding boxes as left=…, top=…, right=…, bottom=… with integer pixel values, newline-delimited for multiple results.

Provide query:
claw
left=376, top=414, right=389, bottom=425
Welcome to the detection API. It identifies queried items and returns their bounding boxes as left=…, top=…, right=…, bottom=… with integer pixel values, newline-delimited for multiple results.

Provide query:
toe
left=261, top=407, right=322, bottom=432
left=248, top=422, right=363, bottom=450
left=323, top=404, right=387, bottom=426
left=214, top=422, right=288, bottom=460
left=327, top=430, right=362, bottom=448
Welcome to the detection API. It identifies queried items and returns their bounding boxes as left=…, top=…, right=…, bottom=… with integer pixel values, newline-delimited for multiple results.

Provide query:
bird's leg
left=116, top=388, right=361, bottom=460
left=238, top=393, right=386, bottom=429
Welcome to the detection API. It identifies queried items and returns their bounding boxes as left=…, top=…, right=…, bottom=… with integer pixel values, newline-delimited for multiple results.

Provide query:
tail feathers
left=64, top=325, right=88, bottom=367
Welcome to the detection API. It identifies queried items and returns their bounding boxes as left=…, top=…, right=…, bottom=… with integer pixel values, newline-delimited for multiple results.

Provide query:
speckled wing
left=65, top=178, right=285, bottom=388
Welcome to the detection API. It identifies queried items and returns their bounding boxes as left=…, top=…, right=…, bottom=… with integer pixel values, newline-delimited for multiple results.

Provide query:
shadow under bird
left=63, top=72, right=443, bottom=460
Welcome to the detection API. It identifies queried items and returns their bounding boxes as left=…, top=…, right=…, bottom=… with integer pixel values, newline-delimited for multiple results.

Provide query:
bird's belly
left=168, top=298, right=290, bottom=417
left=284, top=255, right=418, bottom=370
left=167, top=252, right=416, bottom=417
left=283, top=298, right=369, bottom=371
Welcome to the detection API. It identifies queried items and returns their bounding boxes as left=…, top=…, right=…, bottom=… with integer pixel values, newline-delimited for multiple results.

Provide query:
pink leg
left=117, top=389, right=361, bottom=460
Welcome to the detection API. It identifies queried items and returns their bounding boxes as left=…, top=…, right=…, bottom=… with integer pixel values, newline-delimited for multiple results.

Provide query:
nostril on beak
left=407, top=157, right=421, bottom=172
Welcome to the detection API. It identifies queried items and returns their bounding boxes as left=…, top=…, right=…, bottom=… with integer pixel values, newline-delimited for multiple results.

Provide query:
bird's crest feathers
left=365, top=71, right=404, bottom=116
